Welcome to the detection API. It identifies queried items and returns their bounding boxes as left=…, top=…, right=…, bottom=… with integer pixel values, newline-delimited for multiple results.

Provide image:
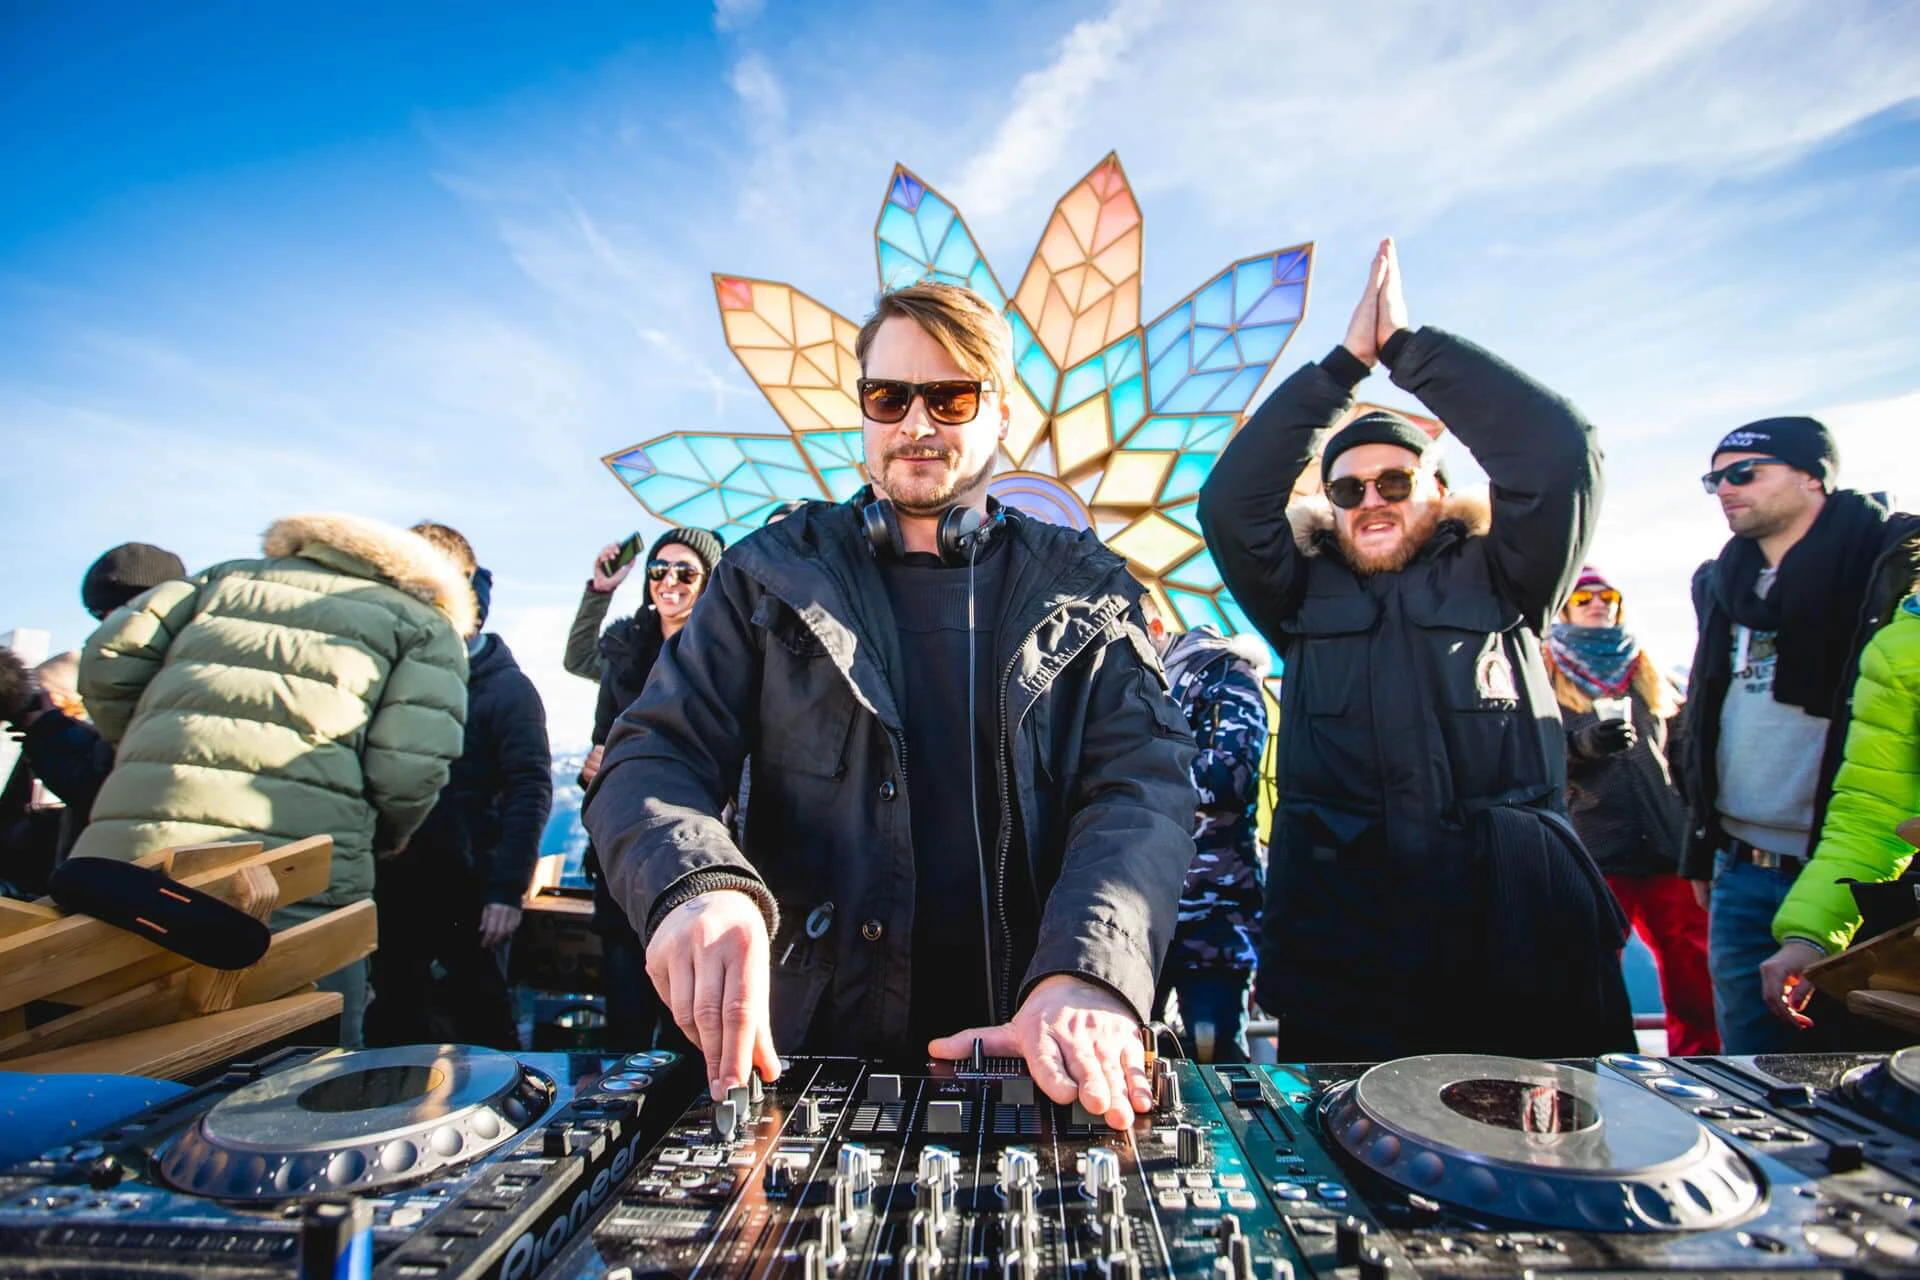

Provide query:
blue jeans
left=1708, top=851, right=1806, bottom=1054
left=1156, top=970, right=1253, bottom=1064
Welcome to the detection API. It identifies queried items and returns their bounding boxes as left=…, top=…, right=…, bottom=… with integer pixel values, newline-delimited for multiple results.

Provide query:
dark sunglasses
left=1700, top=456, right=1790, bottom=494
left=1326, top=468, right=1417, bottom=510
left=856, top=378, right=990, bottom=426
left=647, top=561, right=703, bottom=585
left=1567, top=588, right=1621, bottom=609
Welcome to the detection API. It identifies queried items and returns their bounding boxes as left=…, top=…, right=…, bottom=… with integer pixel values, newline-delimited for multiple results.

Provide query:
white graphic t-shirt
left=1715, top=567, right=1831, bottom=855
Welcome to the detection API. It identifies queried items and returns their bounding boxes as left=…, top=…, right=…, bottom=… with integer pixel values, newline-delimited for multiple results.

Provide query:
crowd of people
left=2, top=238, right=1914, bottom=1131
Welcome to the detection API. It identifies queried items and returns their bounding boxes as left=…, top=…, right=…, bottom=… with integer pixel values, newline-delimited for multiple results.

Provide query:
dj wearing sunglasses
left=1678, top=416, right=1920, bottom=1053
left=586, top=280, right=1197, bottom=1130
left=1199, top=237, right=1630, bottom=1063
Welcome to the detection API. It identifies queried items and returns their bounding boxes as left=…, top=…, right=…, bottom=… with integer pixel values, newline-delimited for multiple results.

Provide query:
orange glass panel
left=1002, top=381, right=1048, bottom=468
left=751, top=283, right=794, bottom=342
left=795, top=386, right=860, bottom=429
left=723, top=309, right=787, bottom=349
left=1109, top=512, right=1200, bottom=575
left=766, top=386, right=829, bottom=431
left=792, top=294, right=834, bottom=348
left=738, top=347, right=794, bottom=385
left=1060, top=184, right=1100, bottom=248
left=1053, top=395, right=1112, bottom=476
left=1091, top=450, right=1172, bottom=507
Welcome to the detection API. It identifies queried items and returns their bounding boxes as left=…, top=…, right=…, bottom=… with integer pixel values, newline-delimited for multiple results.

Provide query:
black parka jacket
left=1199, top=328, right=1629, bottom=1060
left=1559, top=679, right=1689, bottom=879
left=585, top=500, right=1198, bottom=1058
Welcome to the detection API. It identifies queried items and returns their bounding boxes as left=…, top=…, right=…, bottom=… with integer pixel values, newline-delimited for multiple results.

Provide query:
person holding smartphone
left=1547, top=567, right=1716, bottom=1055
left=564, top=526, right=726, bottom=1051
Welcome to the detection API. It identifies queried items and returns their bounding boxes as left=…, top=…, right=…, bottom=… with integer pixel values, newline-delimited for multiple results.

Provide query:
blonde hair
left=855, top=281, right=1014, bottom=389
left=409, top=521, right=477, bottom=577
left=1548, top=653, right=1680, bottom=721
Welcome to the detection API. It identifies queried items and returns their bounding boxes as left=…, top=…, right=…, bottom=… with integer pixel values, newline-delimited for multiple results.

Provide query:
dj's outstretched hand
left=929, top=973, right=1152, bottom=1132
left=1759, top=939, right=1823, bottom=1030
left=646, top=889, right=781, bottom=1098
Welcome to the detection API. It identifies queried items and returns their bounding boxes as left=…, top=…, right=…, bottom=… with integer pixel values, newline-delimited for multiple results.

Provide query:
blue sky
left=4, top=0, right=1917, bottom=745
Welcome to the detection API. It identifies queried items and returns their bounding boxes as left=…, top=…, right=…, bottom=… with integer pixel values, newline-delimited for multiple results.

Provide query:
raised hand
left=1375, top=236, right=1410, bottom=349
left=929, top=973, right=1153, bottom=1131
left=590, top=541, right=635, bottom=595
left=646, top=889, right=782, bottom=1098
left=1342, top=241, right=1389, bottom=368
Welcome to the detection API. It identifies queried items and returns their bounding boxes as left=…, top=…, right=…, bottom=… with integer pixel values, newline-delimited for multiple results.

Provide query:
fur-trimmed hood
left=264, top=513, right=478, bottom=635
left=1285, top=490, right=1492, bottom=560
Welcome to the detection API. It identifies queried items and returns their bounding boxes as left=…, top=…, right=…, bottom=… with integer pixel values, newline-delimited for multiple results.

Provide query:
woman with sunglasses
left=1547, top=567, right=1718, bottom=1055
left=571, top=525, right=725, bottom=1052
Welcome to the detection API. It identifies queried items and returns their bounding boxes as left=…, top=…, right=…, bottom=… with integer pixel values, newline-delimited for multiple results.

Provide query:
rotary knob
left=1155, top=1060, right=1182, bottom=1114
left=1081, top=1147, right=1121, bottom=1200
left=1358, top=1246, right=1395, bottom=1280
left=837, top=1143, right=875, bottom=1194
left=1215, top=1213, right=1242, bottom=1255
left=998, top=1147, right=1039, bottom=1195
left=1175, top=1123, right=1206, bottom=1168
left=796, top=1097, right=823, bottom=1135
left=799, top=1240, right=830, bottom=1280
left=712, top=1099, right=741, bottom=1143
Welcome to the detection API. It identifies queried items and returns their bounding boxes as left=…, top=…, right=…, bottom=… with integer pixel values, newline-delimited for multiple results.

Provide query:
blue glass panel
left=1018, top=347, right=1058, bottom=409
left=737, top=435, right=802, bottom=464
left=1243, top=282, right=1305, bottom=327
left=933, top=222, right=981, bottom=277
left=1058, top=356, right=1108, bottom=411
left=879, top=242, right=924, bottom=290
left=1193, top=325, right=1238, bottom=372
left=1169, top=588, right=1228, bottom=634
left=877, top=203, right=923, bottom=256
left=689, top=435, right=745, bottom=478
left=647, top=436, right=699, bottom=477
left=1274, top=249, right=1309, bottom=284
left=1211, top=365, right=1269, bottom=414
left=1194, top=273, right=1234, bottom=327
left=1233, top=257, right=1277, bottom=321
left=1103, top=334, right=1142, bottom=383
left=1191, top=416, right=1235, bottom=449
left=720, top=488, right=765, bottom=521
left=889, top=171, right=925, bottom=213
left=1146, top=303, right=1191, bottom=363
left=914, top=194, right=956, bottom=259
left=1167, top=547, right=1223, bottom=590
left=820, top=465, right=863, bottom=498
left=1161, top=453, right=1215, bottom=503
left=609, top=448, right=652, bottom=470
left=635, top=475, right=706, bottom=511
left=1127, top=416, right=1186, bottom=450
left=1216, top=596, right=1278, bottom=680
left=612, top=463, right=651, bottom=486
left=970, top=264, right=1006, bottom=311
left=1162, top=499, right=1202, bottom=534
left=801, top=434, right=862, bottom=476
left=1147, top=336, right=1193, bottom=409
left=1163, top=369, right=1234, bottom=414
left=751, top=463, right=818, bottom=496
left=1235, top=322, right=1293, bottom=368
left=668, top=490, right=729, bottom=530
left=1109, top=374, right=1146, bottom=437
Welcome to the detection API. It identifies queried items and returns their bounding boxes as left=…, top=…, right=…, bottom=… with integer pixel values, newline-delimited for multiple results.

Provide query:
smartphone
left=603, top=533, right=642, bottom=575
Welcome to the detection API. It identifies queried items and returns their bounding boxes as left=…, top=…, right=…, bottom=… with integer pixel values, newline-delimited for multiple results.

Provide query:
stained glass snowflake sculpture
left=602, top=153, right=1319, bottom=665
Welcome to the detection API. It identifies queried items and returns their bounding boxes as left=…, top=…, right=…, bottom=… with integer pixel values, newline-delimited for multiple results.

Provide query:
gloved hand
left=1575, top=718, right=1636, bottom=758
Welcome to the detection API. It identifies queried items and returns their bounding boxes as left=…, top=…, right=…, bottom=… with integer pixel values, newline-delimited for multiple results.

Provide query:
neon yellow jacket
left=1775, top=596, right=1920, bottom=952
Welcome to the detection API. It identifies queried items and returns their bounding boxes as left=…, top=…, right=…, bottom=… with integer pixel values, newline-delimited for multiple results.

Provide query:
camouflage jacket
left=1162, top=626, right=1270, bottom=972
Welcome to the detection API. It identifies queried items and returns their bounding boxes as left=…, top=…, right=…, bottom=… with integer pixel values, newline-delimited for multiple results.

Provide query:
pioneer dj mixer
left=0, top=1044, right=692, bottom=1279
left=542, top=1048, right=1920, bottom=1278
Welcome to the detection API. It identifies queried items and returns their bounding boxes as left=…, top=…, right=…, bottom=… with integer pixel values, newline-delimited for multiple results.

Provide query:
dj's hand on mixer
left=540, top=1052, right=1285, bottom=1279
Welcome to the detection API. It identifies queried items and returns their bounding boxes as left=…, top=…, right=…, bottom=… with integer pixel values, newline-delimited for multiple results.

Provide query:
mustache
left=887, top=447, right=954, bottom=463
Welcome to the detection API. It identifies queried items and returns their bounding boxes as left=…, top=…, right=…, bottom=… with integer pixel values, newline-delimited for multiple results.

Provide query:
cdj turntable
left=534, top=1045, right=1920, bottom=1279
left=0, top=1043, right=692, bottom=1279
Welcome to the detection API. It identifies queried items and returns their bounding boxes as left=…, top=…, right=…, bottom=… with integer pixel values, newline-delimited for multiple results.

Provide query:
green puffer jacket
left=1775, top=595, right=1920, bottom=953
left=74, top=513, right=476, bottom=906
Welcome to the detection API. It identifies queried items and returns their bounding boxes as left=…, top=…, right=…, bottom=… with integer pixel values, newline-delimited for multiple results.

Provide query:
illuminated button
left=1651, top=1079, right=1718, bottom=1101
left=1316, top=1183, right=1349, bottom=1201
left=1600, top=1053, right=1668, bottom=1075
left=1184, top=1172, right=1212, bottom=1190
left=1802, top=1226, right=1860, bottom=1259
left=1156, top=1190, right=1187, bottom=1211
left=1226, top=1191, right=1257, bottom=1211
left=1271, top=1182, right=1308, bottom=1201
left=1218, top=1174, right=1247, bottom=1190
left=691, top=1150, right=726, bottom=1167
left=658, top=1148, right=690, bottom=1164
left=1191, top=1190, right=1222, bottom=1211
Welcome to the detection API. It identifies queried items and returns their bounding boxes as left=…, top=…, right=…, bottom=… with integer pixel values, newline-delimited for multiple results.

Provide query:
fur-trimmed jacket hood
left=1284, top=491, right=1493, bottom=563
left=264, top=512, right=478, bottom=636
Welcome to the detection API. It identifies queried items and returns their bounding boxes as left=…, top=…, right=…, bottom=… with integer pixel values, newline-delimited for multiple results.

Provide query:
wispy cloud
left=953, top=0, right=1165, bottom=219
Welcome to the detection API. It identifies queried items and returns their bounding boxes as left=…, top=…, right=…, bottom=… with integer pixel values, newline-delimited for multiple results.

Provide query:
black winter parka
left=1199, top=328, right=1630, bottom=1061
left=585, top=501, right=1198, bottom=1058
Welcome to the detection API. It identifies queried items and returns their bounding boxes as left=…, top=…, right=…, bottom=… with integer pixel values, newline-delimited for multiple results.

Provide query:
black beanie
left=1321, top=410, right=1448, bottom=487
left=82, top=543, right=187, bottom=619
left=649, top=527, right=726, bottom=577
left=1713, top=416, right=1838, bottom=491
